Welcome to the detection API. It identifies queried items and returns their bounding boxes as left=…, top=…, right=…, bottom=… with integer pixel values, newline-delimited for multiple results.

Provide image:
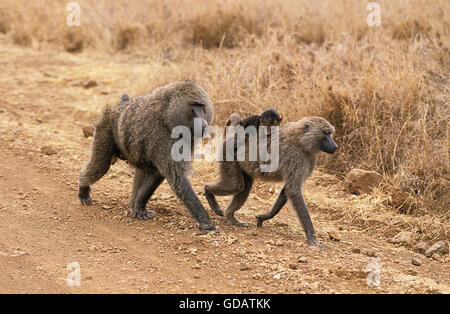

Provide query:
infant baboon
left=78, top=80, right=218, bottom=232
left=226, top=109, right=283, bottom=135
left=205, top=116, right=338, bottom=247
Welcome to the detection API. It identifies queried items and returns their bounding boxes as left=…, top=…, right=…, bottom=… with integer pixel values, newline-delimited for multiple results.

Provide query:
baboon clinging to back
left=78, top=80, right=218, bottom=232
left=226, top=109, right=283, bottom=135
left=205, top=116, right=338, bottom=247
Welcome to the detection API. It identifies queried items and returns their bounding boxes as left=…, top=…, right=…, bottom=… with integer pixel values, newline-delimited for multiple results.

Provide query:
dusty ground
left=0, top=39, right=448, bottom=294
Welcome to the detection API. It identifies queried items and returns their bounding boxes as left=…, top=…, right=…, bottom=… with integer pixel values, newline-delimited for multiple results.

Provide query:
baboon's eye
left=192, top=103, right=205, bottom=113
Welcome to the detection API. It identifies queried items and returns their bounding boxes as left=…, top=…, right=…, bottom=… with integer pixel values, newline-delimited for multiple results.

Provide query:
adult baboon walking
left=205, top=116, right=338, bottom=247
left=78, top=80, right=217, bottom=232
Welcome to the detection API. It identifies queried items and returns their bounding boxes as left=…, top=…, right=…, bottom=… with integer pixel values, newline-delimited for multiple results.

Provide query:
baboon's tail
left=78, top=106, right=116, bottom=190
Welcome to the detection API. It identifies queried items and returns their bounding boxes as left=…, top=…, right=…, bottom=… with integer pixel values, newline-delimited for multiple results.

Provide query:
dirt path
left=0, top=39, right=448, bottom=294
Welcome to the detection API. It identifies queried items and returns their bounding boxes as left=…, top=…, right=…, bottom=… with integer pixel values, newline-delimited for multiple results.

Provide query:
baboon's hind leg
left=225, top=172, right=253, bottom=227
left=78, top=109, right=115, bottom=205
left=131, top=167, right=165, bottom=220
left=204, top=183, right=225, bottom=216
left=204, top=163, right=245, bottom=216
left=256, top=185, right=287, bottom=227
left=78, top=148, right=113, bottom=205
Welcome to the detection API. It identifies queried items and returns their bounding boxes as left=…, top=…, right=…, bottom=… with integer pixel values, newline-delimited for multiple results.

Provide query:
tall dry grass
left=0, top=0, right=449, bottom=216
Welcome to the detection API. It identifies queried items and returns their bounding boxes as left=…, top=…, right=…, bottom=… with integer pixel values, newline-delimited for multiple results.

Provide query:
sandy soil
left=0, top=39, right=448, bottom=294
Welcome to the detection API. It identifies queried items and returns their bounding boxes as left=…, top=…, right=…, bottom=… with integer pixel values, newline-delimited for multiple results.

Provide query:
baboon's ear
left=303, top=123, right=310, bottom=134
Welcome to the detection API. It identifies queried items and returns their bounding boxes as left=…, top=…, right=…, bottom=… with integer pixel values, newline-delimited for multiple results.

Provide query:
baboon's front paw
left=255, top=215, right=266, bottom=228
left=131, top=208, right=154, bottom=220
left=79, top=196, right=92, bottom=206
left=78, top=186, right=92, bottom=205
left=309, top=240, right=327, bottom=249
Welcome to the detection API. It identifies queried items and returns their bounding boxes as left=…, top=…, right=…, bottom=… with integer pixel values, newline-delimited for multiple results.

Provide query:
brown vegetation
left=1, top=0, right=448, bottom=231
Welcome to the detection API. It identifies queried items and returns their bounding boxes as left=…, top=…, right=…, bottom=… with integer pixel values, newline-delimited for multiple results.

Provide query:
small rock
left=82, top=126, right=94, bottom=138
left=101, top=205, right=111, bottom=210
left=328, top=229, right=342, bottom=241
left=288, top=263, right=298, bottom=270
left=425, top=241, right=449, bottom=257
left=352, top=248, right=361, bottom=254
left=252, top=273, right=262, bottom=280
left=406, top=269, right=417, bottom=276
left=411, top=257, right=422, bottom=266
left=83, top=80, right=98, bottom=89
left=316, top=229, right=329, bottom=240
left=364, top=249, right=377, bottom=257
left=298, top=256, right=308, bottom=263
left=159, top=192, right=172, bottom=200
left=41, top=146, right=57, bottom=155
left=239, top=263, right=249, bottom=271
left=415, top=241, right=429, bottom=254
left=187, top=248, right=197, bottom=255
left=346, top=168, right=383, bottom=194
left=391, top=231, right=415, bottom=246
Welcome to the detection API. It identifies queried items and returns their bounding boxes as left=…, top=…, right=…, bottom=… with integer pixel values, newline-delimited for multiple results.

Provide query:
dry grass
left=1, top=0, right=448, bottom=225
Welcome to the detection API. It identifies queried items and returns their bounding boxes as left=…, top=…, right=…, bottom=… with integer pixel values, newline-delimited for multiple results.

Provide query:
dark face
left=320, top=132, right=338, bottom=154
left=260, top=109, right=282, bottom=127
left=192, top=104, right=208, bottom=135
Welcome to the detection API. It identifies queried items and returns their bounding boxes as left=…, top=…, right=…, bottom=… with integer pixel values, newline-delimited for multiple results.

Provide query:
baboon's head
left=298, top=116, right=338, bottom=154
left=226, top=113, right=242, bottom=127
left=163, top=80, right=214, bottom=136
left=260, top=109, right=283, bottom=127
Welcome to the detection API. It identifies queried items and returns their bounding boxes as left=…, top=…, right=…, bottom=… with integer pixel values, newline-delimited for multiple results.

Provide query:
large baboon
left=205, top=116, right=338, bottom=247
left=78, top=80, right=217, bottom=232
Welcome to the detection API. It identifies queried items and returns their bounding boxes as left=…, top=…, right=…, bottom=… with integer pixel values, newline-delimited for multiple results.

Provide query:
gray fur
left=78, top=80, right=217, bottom=232
left=205, top=116, right=338, bottom=247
